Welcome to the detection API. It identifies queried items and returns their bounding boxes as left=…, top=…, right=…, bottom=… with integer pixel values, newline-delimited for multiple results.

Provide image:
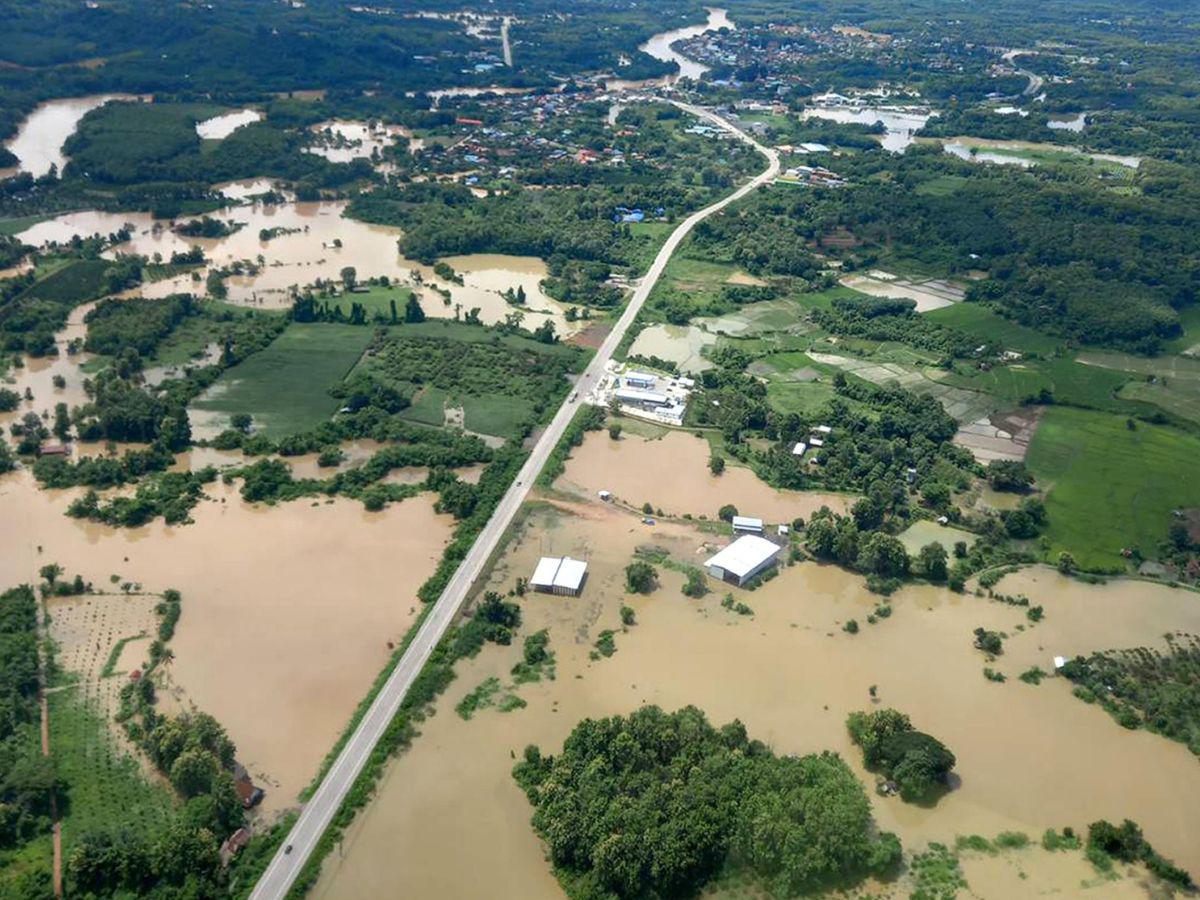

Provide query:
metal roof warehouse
left=530, top=556, right=588, bottom=596
left=705, top=535, right=781, bottom=587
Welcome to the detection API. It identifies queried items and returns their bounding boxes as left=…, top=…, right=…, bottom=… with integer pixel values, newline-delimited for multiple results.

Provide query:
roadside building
left=614, top=386, right=670, bottom=409
left=705, top=535, right=781, bottom=587
left=732, top=515, right=764, bottom=534
left=530, top=556, right=588, bottom=596
left=625, top=371, right=657, bottom=389
left=232, top=764, right=264, bottom=809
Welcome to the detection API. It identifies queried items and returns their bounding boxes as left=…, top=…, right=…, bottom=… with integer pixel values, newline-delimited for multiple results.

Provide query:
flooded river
left=195, top=109, right=262, bottom=139
left=4, top=94, right=139, bottom=177
left=314, top=498, right=1200, bottom=897
left=17, top=203, right=581, bottom=333
left=0, top=468, right=455, bottom=813
left=560, top=428, right=852, bottom=521
left=639, top=7, right=733, bottom=82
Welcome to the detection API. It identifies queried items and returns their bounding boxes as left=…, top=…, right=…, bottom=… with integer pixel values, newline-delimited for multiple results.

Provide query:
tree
left=718, top=504, right=738, bottom=522
left=918, top=542, right=948, bottom=582
left=625, top=560, right=657, bottom=594
left=847, top=708, right=955, bottom=802
left=858, top=533, right=909, bottom=578
left=341, top=266, right=357, bottom=291
left=709, top=455, right=725, bottom=475
left=682, top=569, right=707, bottom=598
left=920, top=482, right=951, bottom=511
left=230, top=412, right=252, bottom=433
left=805, top=517, right=837, bottom=559
left=1057, top=551, right=1077, bottom=574
left=608, top=423, right=622, bottom=440
left=405, top=294, right=426, bottom=323
left=973, top=627, right=1004, bottom=656
left=986, top=460, right=1033, bottom=492
left=169, top=748, right=218, bottom=798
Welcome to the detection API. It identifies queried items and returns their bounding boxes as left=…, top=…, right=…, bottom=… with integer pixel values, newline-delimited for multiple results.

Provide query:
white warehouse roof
left=706, top=535, right=780, bottom=579
left=615, top=387, right=669, bottom=405
left=531, top=556, right=588, bottom=591
left=732, top=515, right=763, bottom=530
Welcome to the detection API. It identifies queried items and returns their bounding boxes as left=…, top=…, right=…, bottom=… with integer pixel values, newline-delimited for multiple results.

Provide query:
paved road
left=249, top=103, right=779, bottom=900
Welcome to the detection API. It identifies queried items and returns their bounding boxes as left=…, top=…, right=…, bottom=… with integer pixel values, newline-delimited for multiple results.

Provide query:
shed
left=706, top=535, right=781, bottom=587
left=530, top=556, right=588, bottom=596
left=732, top=515, right=764, bottom=534
left=791, top=441, right=807, bottom=456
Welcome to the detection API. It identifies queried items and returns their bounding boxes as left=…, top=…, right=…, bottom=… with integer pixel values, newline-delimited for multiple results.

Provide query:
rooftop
left=706, top=535, right=781, bottom=579
left=531, top=556, right=588, bottom=591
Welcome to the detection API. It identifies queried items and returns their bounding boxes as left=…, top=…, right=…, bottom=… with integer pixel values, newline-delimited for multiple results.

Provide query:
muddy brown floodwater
left=17, top=203, right=581, bottom=334
left=559, top=429, right=853, bottom=522
left=0, top=470, right=455, bottom=814
left=314, top=497, right=1200, bottom=898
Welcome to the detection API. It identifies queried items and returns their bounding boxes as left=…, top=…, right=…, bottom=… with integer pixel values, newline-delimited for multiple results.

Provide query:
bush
left=624, top=560, right=657, bottom=594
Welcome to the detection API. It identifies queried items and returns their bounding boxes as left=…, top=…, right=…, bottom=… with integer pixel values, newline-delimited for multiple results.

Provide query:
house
left=598, top=490, right=612, bottom=501
left=706, top=535, right=781, bottom=586
left=38, top=443, right=70, bottom=457
left=219, top=827, right=252, bottom=867
left=732, top=515, right=764, bottom=534
left=530, top=556, right=588, bottom=596
left=455, top=117, right=484, bottom=127
left=809, top=437, right=824, bottom=448
left=624, top=371, right=657, bottom=389
left=799, top=142, right=832, bottom=153
left=233, top=764, right=264, bottom=809
left=813, top=425, right=833, bottom=435
left=1053, top=655, right=1067, bottom=671
left=792, top=441, right=807, bottom=456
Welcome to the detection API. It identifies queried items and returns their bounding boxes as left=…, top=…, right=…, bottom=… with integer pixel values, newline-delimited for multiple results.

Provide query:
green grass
left=926, top=303, right=1062, bottom=355
left=399, top=386, right=448, bottom=426
left=1027, top=406, right=1200, bottom=569
left=766, top=380, right=840, bottom=415
left=942, top=356, right=1130, bottom=411
left=190, top=323, right=372, bottom=437
left=0, top=213, right=59, bottom=237
left=335, top=284, right=414, bottom=318
left=50, top=687, right=177, bottom=856
left=914, top=174, right=971, bottom=197
left=460, top=393, right=533, bottom=440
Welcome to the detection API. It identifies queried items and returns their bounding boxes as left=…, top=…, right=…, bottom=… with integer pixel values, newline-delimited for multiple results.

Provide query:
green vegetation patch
left=1060, top=634, right=1200, bottom=757
left=190, top=323, right=372, bottom=437
left=1027, top=406, right=1200, bottom=568
left=926, top=303, right=1062, bottom=356
left=513, top=706, right=901, bottom=899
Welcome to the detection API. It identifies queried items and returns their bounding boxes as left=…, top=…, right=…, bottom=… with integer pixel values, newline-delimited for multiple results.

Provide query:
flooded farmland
left=314, top=498, right=1200, bottom=897
left=195, top=109, right=262, bottom=139
left=559, top=428, right=852, bottom=521
left=16, top=203, right=581, bottom=333
left=4, top=94, right=139, bottom=177
left=627, top=323, right=714, bottom=372
left=0, top=469, right=455, bottom=814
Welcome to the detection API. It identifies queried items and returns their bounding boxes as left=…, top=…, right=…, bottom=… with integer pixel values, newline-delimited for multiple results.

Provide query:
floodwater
left=195, top=109, right=262, bottom=140
left=1048, top=111, right=1088, bottom=132
left=0, top=469, right=455, bottom=813
left=627, top=323, right=714, bottom=373
left=559, top=429, right=852, bottom=522
left=801, top=105, right=932, bottom=153
left=305, top=120, right=414, bottom=163
left=314, top=499, right=1200, bottom=898
left=0, top=299, right=98, bottom=433
left=638, top=7, right=733, bottom=83
left=216, top=178, right=289, bottom=201
left=3, top=94, right=139, bottom=177
left=943, top=139, right=1140, bottom=170
left=17, top=204, right=581, bottom=333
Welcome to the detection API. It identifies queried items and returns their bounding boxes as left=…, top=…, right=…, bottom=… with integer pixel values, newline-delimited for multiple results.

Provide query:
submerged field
left=313, top=499, right=1200, bottom=898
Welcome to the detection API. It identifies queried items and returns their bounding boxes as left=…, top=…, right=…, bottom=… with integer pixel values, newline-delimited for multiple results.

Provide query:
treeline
left=0, top=584, right=57, bottom=899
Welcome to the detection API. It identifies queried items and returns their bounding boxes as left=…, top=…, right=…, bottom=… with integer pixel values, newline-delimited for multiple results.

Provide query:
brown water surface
left=314, top=499, right=1200, bottom=897
left=0, top=470, right=454, bottom=812
left=560, top=429, right=852, bottom=521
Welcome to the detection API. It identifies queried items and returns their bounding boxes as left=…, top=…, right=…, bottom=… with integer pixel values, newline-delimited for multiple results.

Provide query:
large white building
left=530, top=556, right=588, bottom=596
left=705, top=535, right=781, bottom=587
